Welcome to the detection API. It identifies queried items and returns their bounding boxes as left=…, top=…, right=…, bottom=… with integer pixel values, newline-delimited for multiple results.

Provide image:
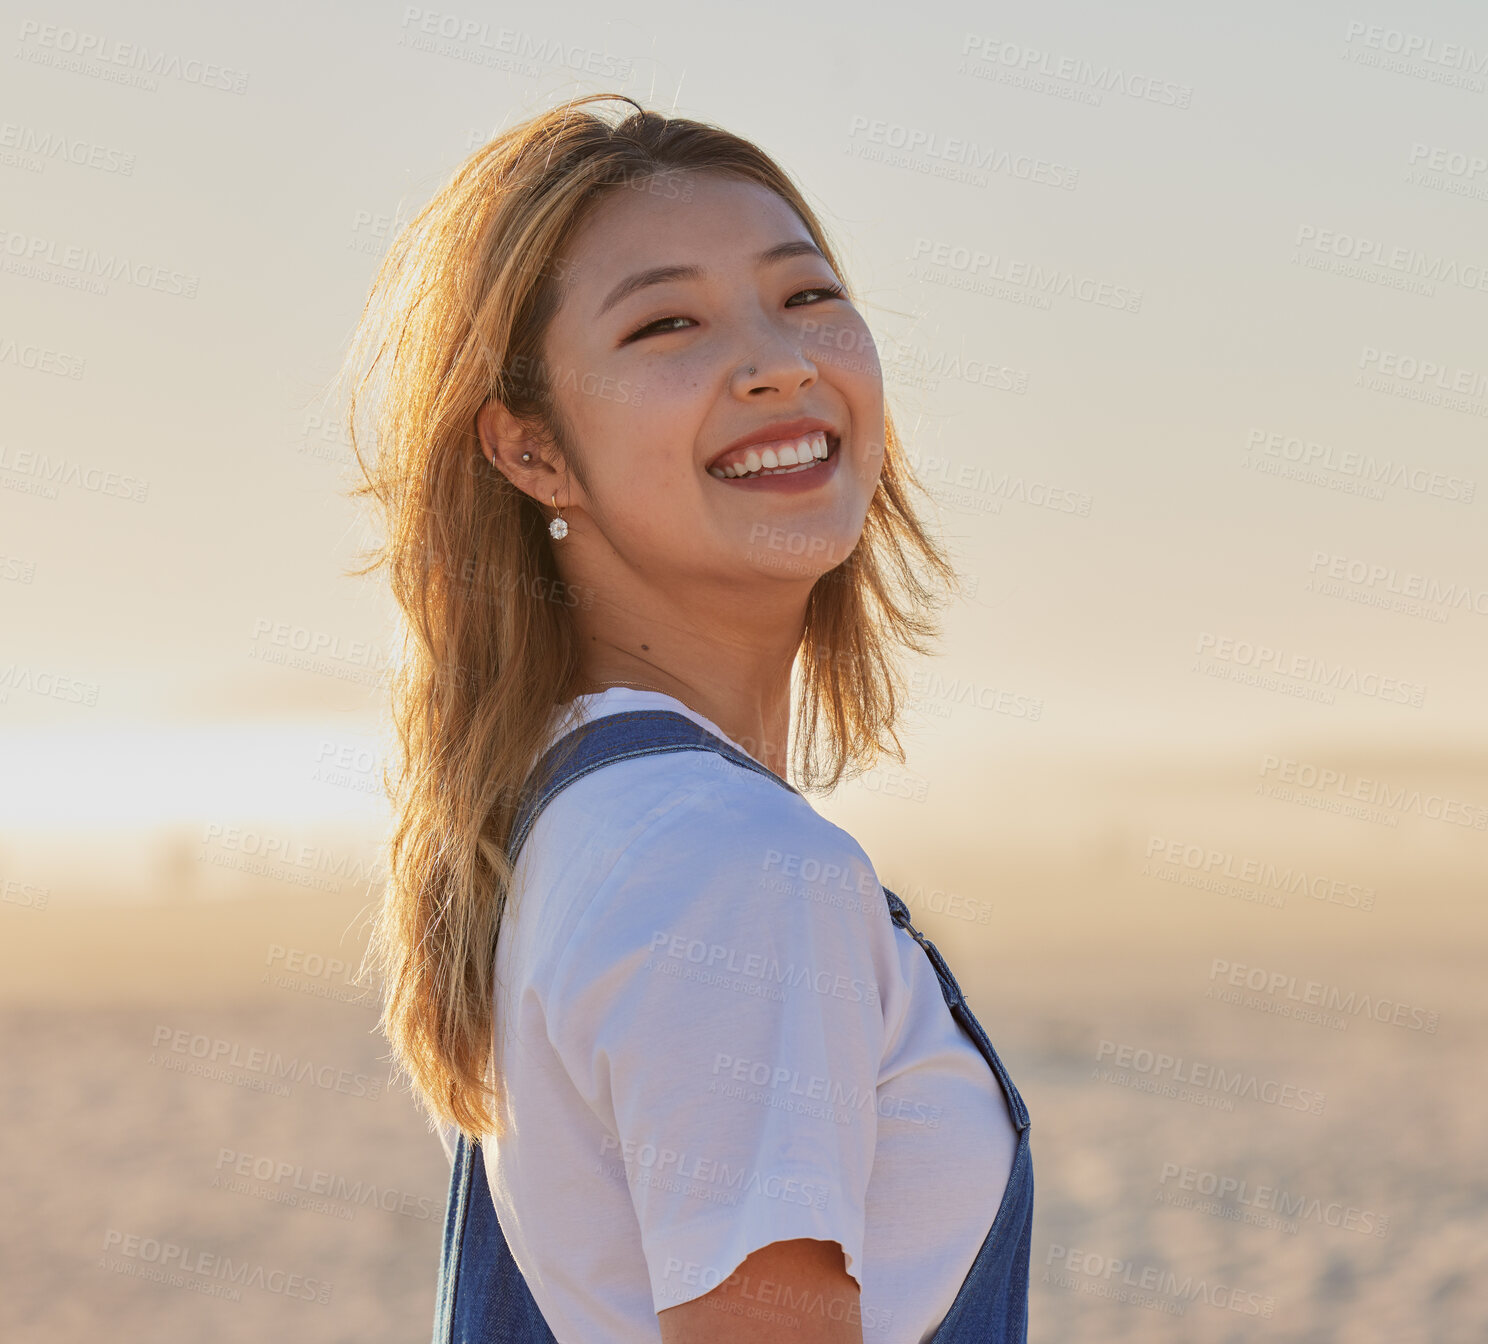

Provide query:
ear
left=475, top=398, right=563, bottom=504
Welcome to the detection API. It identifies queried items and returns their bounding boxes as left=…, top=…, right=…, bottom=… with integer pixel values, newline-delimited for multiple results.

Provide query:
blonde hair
left=338, top=93, right=959, bottom=1141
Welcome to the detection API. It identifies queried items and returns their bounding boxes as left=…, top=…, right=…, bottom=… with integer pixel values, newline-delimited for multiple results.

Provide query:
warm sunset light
left=4, top=9, right=1484, bottom=1342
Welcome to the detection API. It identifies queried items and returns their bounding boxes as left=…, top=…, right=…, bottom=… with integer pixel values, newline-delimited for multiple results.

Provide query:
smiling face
left=536, top=171, right=884, bottom=588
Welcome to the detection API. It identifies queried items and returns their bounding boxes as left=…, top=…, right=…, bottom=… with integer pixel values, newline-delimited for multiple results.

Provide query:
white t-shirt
left=446, top=688, right=1016, bottom=1343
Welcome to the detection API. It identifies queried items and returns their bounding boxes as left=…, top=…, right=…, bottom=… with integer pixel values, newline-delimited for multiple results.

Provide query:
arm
left=658, top=1238, right=864, bottom=1344
left=546, top=775, right=901, bottom=1340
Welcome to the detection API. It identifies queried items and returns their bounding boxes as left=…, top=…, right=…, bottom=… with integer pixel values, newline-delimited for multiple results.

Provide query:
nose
left=733, top=334, right=817, bottom=396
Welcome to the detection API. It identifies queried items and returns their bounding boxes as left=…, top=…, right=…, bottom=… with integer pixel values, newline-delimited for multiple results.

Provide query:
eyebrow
left=593, top=240, right=829, bottom=319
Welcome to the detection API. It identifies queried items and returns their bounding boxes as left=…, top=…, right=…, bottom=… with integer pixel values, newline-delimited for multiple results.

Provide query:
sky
left=2, top=0, right=1485, bottom=890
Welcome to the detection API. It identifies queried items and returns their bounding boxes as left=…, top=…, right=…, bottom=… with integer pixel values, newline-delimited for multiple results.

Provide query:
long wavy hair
left=338, top=93, right=960, bottom=1141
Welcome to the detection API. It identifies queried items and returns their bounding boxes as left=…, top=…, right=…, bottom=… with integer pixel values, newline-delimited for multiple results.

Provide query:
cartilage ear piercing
left=548, top=493, right=568, bottom=540
left=521, top=451, right=533, bottom=463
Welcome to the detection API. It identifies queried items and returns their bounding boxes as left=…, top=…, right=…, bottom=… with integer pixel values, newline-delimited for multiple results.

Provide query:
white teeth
left=710, top=430, right=834, bottom=480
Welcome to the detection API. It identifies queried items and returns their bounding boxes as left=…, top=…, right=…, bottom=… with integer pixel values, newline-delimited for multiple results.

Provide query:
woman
left=341, top=93, right=1033, bottom=1344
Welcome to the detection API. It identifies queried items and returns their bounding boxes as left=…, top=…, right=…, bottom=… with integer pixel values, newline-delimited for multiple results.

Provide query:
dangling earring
left=548, top=493, right=568, bottom=540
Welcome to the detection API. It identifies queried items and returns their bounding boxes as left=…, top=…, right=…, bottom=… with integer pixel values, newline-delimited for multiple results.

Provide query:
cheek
left=582, top=434, right=709, bottom=542
left=805, top=311, right=881, bottom=389
left=628, top=347, right=718, bottom=400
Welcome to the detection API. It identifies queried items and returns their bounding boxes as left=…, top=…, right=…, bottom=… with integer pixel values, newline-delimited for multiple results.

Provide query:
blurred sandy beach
left=4, top=744, right=1483, bottom=1342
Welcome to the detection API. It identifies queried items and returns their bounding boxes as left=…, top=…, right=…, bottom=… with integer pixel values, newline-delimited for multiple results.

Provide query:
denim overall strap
left=877, top=888, right=1035, bottom=1343
left=432, top=708, right=1033, bottom=1343
left=433, top=1130, right=557, bottom=1344
left=879, top=888, right=1030, bottom=1133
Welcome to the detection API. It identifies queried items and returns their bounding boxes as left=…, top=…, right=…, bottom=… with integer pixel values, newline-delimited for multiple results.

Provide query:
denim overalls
left=431, top=709, right=1034, bottom=1343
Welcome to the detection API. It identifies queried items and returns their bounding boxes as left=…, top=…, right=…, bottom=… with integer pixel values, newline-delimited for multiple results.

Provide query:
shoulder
left=582, top=750, right=885, bottom=922
left=525, top=739, right=878, bottom=895
left=542, top=749, right=902, bottom=1007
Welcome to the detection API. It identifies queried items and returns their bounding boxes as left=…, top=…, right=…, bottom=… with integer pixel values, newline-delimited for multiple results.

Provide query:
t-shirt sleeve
left=544, top=774, right=899, bottom=1316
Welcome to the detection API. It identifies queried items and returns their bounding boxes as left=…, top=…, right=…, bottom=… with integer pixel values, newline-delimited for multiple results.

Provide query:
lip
left=709, top=435, right=843, bottom=493
left=706, top=416, right=840, bottom=472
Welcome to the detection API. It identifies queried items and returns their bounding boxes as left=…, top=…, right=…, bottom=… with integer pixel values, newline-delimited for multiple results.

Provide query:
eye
left=623, top=313, right=692, bottom=342
left=787, top=283, right=848, bottom=307
left=620, top=283, right=849, bottom=343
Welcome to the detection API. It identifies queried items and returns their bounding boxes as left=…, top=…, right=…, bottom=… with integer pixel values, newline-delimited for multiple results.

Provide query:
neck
left=561, top=577, right=806, bottom=780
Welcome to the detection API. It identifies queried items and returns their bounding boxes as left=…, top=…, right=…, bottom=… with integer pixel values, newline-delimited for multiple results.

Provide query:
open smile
left=708, top=430, right=838, bottom=482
